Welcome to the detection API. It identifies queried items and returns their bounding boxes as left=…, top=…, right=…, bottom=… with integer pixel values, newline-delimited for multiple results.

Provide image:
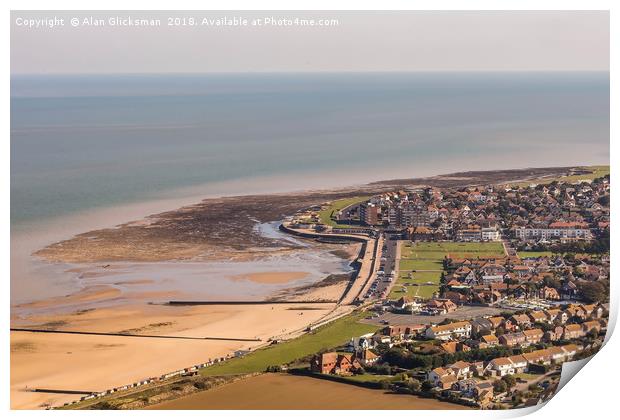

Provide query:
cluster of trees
left=520, top=232, right=609, bottom=255
left=380, top=345, right=523, bottom=370
left=577, top=280, right=609, bottom=303
left=493, top=374, right=516, bottom=393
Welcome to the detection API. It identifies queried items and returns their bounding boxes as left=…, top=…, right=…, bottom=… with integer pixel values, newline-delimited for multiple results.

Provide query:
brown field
left=148, top=373, right=470, bottom=410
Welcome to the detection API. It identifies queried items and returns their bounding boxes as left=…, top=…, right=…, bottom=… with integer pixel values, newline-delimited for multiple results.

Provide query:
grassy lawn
left=512, top=165, right=610, bottom=187
left=200, top=312, right=377, bottom=376
left=513, top=373, right=542, bottom=381
left=391, top=241, right=504, bottom=300
left=399, top=259, right=443, bottom=271
left=390, top=285, right=438, bottom=299
left=342, top=374, right=393, bottom=383
left=401, top=241, right=504, bottom=259
left=318, top=196, right=370, bottom=228
left=518, top=251, right=554, bottom=258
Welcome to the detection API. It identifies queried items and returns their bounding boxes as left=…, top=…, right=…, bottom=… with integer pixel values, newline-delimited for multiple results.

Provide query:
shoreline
left=10, top=165, right=608, bottom=409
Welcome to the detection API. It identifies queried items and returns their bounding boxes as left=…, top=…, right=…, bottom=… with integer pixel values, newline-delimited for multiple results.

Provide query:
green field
left=398, top=259, right=444, bottom=271
left=518, top=251, right=554, bottom=258
left=391, top=241, right=505, bottom=300
left=401, top=241, right=505, bottom=259
left=318, top=196, right=370, bottom=228
left=512, top=165, right=610, bottom=187
left=340, top=373, right=393, bottom=383
left=201, top=312, right=377, bottom=376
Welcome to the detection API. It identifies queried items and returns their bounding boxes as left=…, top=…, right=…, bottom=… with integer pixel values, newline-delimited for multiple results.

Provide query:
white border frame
left=4, top=1, right=615, bottom=419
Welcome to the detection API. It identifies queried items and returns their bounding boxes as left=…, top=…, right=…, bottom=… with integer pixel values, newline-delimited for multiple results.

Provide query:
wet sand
left=229, top=271, right=310, bottom=284
left=149, top=373, right=469, bottom=410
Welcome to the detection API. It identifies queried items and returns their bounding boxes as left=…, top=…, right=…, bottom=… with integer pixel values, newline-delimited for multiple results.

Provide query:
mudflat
left=33, top=167, right=571, bottom=264
left=149, top=373, right=470, bottom=410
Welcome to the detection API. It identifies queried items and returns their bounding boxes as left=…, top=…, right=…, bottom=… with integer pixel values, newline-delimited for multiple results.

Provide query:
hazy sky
left=11, top=10, right=609, bottom=74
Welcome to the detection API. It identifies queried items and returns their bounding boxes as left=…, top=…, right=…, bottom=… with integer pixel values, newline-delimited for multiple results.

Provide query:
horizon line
left=10, top=69, right=610, bottom=77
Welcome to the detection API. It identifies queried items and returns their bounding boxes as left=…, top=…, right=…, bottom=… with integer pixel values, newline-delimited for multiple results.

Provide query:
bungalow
left=425, top=321, right=472, bottom=341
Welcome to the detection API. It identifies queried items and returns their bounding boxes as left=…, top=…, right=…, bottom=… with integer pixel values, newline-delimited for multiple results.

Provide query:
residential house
left=357, top=349, right=380, bottom=366
left=527, top=311, right=548, bottom=325
left=562, top=324, right=586, bottom=340
left=480, top=334, right=499, bottom=347
left=470, top=318, right=494, bottom=337
left=310, top=352, right=361, bottom=375
left=509, top=314, right=532, bottom=330
left=523, top=328, right=544, bottom=344
left=427, top=367, right=458, bottom=389
left=425, top=321, right=472, bottom=341
left=485, top=355, right=528, bottom=377
left=499, top=332, right=526, bottom=347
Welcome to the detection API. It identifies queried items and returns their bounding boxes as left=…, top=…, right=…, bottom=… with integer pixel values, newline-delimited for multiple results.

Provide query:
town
left=61, top=171, right=610, bottom=410
left=283, top=173, right=609, bottom=409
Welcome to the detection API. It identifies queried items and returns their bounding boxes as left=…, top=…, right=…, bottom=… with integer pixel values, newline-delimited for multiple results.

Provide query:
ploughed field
left=390, top=241, right=505, bottom=299
left=148, top=373, right=469, bottom=410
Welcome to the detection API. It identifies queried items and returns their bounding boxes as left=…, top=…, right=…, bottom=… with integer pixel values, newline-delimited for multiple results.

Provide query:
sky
left=11, top=10, right=609, bottom=74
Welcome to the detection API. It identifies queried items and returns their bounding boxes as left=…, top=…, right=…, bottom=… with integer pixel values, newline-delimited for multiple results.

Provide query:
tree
left=503, top=375, right=517, bottom=390
left=578, top=281, right=607, bottom=303
left=421, top=380, right=434, bottom=392
left=543, top=275, right=561, bottom=290
left=493, top=379, right=508, bottom=393
left=379, top=379, right=391, bottom=390
left=407, top=378, right=422, bottom=392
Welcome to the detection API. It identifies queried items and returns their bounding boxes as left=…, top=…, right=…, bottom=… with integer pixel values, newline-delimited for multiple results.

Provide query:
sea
left=10, top=72, right=610, bottom=304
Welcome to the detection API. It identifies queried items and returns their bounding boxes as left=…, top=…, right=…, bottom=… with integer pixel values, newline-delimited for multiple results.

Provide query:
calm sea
left=11, top=72, right=609, bottom=230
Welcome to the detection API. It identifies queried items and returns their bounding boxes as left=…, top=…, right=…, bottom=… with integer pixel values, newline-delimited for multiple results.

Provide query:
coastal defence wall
left=279, top=223, right=382, bottom=305
left=277, top=224, right=369, bottom=243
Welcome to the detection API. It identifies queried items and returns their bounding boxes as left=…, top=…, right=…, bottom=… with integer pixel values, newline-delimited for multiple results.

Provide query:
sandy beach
left=10, top=300, right=340, bottom=409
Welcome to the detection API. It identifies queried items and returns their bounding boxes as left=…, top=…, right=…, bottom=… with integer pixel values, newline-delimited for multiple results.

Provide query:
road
left=363, top=235, right=398, bottom=301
